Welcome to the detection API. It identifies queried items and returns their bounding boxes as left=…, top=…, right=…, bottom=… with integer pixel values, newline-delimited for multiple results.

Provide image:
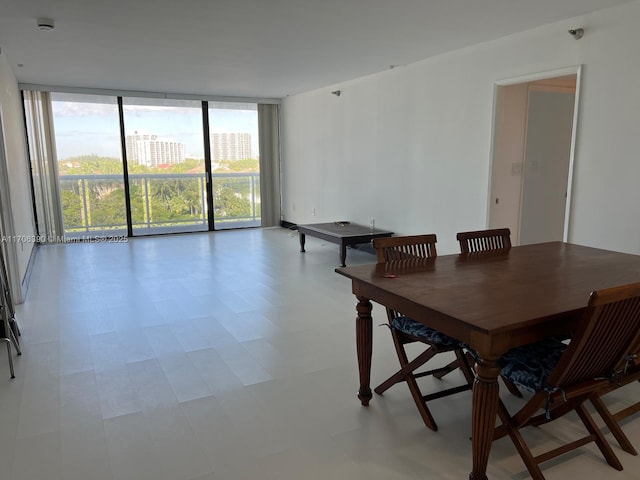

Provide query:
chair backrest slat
left=547, top=282, right=640, bottom=388
left=374, top=234, right=437, bottom=263
left=457, top=228, right=511, bottom=254
left=373, top=234, right=438, bottom=320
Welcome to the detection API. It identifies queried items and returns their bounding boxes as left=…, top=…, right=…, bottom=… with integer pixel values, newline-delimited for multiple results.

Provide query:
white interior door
left=488, top=70, right=579, bottom=246
left=519, top=88, right=575, bottom=245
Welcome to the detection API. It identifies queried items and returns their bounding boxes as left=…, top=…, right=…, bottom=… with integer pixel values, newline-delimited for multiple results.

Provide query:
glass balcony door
left=208, top=103, right=261, bottom=229
left=122, top=98, right=208, bottom=235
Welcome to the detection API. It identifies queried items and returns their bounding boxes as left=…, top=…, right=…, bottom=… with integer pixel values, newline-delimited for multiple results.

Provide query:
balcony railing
left=59, top=172, right=261, bottom=235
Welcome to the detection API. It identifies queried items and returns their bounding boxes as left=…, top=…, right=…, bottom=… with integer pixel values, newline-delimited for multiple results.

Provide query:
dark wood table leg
left=299, top=232, right=306, bottom=252
left=355, top=296, right=373, bottom=406
left=340, top=242, right=347, bottom=267
left=470, top=357, right=501, bottom=480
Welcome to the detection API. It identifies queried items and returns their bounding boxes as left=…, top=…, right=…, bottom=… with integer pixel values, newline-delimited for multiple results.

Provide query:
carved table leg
left=470, top=357, right=501, bottom=480
left=299, top=232, right=306, bottom=252
left=355, top=296, right=373, bottom=406
left=340, top=242, right=347, bottom=267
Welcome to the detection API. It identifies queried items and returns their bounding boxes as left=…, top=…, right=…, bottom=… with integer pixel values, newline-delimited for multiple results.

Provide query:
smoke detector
left=37, top=18, right=55, bottom=31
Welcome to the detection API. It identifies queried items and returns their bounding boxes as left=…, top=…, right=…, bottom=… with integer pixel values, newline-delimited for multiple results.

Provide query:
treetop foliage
left=58, top=155, right=259, bottom=175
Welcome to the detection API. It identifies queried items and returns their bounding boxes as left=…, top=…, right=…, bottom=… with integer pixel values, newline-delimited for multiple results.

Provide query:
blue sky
left=52, top=99, right=259, bottom=160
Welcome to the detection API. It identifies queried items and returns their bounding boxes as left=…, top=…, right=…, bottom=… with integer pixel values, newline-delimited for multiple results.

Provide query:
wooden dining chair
left=456, top=227, right=511, bottom=254
left=455, top=227, right=523, bottom=397
left=372, top=234, right=474, bottom=431
left=590, top=335, right=640, bottom=455
left=493, top=282, right=640, bottom=480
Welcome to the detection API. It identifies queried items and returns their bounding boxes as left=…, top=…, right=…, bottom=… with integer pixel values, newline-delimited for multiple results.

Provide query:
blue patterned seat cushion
left=498, top=338, right=568, bottom=393
left=391, top=316, right=458, bottom=347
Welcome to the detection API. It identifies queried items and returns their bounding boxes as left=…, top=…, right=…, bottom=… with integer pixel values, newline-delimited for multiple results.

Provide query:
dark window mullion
left=202, top=101, right=215, bottom=231
left=117, top=97, right=134, bottom=237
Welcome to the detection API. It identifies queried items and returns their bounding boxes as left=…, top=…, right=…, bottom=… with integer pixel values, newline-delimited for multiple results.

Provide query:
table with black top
left=298, top=222, right=393, bottom=267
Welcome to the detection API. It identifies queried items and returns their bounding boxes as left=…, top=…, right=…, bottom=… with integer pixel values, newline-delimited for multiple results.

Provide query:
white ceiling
left=0, top=0, right=633, bottom=99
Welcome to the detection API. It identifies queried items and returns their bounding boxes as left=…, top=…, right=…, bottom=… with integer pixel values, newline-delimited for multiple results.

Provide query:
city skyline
left=122, top=131, right=256, bottom=166
left=51, top=96, right=260, bottom=160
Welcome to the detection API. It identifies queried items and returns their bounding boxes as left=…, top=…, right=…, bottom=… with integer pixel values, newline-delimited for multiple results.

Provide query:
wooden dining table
left=335, top=241, right=640, bottom=479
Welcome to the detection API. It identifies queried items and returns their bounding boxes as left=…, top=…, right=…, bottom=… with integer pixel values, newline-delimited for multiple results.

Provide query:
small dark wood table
left=298, top=222, right=393, bottom=267
left=336, top=242, right=640, bottom=479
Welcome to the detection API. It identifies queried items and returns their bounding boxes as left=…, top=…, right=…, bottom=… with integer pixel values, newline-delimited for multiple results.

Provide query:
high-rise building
left=211, top=132, right=252, bottom=161
left=125, top=132, right=185, bottom=167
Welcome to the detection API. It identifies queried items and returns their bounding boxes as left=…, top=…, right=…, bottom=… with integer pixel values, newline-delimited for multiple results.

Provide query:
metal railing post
left=80, top=178, right=89, bottom=233
left=251, top=175, right=256, bottom=221
left=144, top=176, right=151, bottom=229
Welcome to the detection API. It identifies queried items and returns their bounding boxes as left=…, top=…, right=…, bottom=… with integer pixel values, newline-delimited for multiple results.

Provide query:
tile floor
left=1, top=227, right=639, bottom=480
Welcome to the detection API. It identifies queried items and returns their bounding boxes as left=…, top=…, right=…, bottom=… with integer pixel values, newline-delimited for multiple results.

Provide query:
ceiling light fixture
left=37, top=18, right=55, bottom=31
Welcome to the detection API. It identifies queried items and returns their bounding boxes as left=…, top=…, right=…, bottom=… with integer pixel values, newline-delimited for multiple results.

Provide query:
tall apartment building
left=211, top=132, right=252, bottom=161
left=125, top=132, right=185, bottom=167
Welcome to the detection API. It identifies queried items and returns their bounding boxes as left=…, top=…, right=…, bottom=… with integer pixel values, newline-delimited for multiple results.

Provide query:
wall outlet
left=312, top=208, right=316, bottom=216
left=370, top=218, right=375, bottom=230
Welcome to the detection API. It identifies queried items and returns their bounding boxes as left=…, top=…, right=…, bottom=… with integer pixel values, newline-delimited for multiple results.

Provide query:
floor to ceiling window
left=50, top=93, right=127, bottom=238
left=32, top=90, right=276, bottom=241
left=122, top=98, right=208, bottom=235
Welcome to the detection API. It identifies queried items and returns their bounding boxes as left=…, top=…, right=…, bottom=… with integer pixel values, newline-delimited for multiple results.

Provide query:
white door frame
left=487, top=65, right=582, bottom=243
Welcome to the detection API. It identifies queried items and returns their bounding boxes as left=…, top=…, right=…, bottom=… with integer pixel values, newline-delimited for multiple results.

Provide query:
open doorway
left=488, top=68, right=580, bottom=245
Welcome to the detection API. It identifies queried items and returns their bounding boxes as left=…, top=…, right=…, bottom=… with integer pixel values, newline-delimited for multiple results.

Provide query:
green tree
left=214, top=185, right=251, bottom=219
left=214, top=158, right=258, bottom=173
left=58, top=155, right=123, bottom=175
left=90, top=187, right=128, bottom=228
left=60, top=189, right=83, bottom=229
left=167, top=159, right=204, bottom=173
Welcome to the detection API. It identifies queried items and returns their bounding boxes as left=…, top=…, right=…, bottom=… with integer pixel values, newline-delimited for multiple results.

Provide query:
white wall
left=0, top=53, right=37, bottom=301
left=281, top=1, right=640, bottom=255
